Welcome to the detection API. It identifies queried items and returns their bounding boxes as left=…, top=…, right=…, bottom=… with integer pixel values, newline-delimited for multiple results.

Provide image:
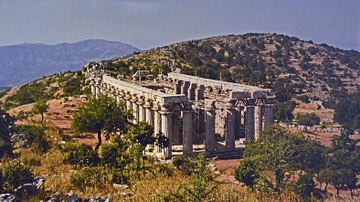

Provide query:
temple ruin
left=86, top=67, right=274, bottom=159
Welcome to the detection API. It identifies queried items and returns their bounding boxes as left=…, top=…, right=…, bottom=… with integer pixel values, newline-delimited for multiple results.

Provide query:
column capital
left=204, top=100, right=216, bottom=111
left=225, top=99, right=237, bottom=110
left=265, top=96, right=275, bottom=105
left=136, top=96, right=145, bottom=105
left=144, top=100, right=152, bottom=108
left=130, top=94, right=138, bottom=103
left=246, top=98, right=256, bottom=106
left=160, top=103, right=172, bottom=113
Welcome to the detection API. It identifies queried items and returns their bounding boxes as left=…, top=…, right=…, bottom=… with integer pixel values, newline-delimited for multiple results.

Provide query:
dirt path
left=0, top=86, right=20, bottom=103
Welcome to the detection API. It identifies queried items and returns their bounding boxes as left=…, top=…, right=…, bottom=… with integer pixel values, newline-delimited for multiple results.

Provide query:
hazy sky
left=0, top=0, right=359, bottom=50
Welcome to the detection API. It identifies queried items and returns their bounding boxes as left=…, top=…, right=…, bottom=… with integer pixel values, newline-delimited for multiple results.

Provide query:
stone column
left=235, top=104, right=242, bottom=139
left=94, top=85, right=100, bottom=98
left=181, top=81, right=190, bottom=97
left=145, top=101, right=153, bottom=126
left=264, top=97, right=274, bottom=129
left=90, top=81, right=96, bottom=94
left=205, top=100, right=216, bottom=155
left=245, top=99, right=256, bottom=141
left=131, top=96, right=138, bottom=124
left=115, top=92, right=121, bottom=104
left=161, top=109, right=172, bottom=159
left=225, top=100, right=236, bottom=150
left=125, top=98, right=132, bottom=111
left=153, top=105, right=162, bottom=153
left=137, top=98, right=146, bottom=122
left=182, top=103, right=193, bottom=156
left=174, top=80, right=182, bottom=95
left=195, top=85, right=205, bottom=101
left=254, top=102, right=263, bottom=140
left=188, top=83, right=196, bottom=101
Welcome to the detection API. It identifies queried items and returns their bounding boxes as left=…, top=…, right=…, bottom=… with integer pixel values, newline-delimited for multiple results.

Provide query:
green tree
left=274, top=101, right=295, bottom=124
left=17, top=124, right=50, bottom=154
left=334, top=89, right=360, bottom=131
left=72, top=95, right=132, bottom=150
left=235, top=158, right=260, bottom=190
left=101, top=135, right=130, bottom=169
left=240, top=125, right=325, bottom=195
left=126, top=122, right=155, bottom=178
left=318, top=130, right=360, bottom=196
left=31, top=100, right=49, bottom=123
left=296, top=112, right=320, bottom=129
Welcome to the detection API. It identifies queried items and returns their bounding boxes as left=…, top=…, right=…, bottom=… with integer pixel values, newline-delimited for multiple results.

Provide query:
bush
left=296, top=95, right=310, bottom=103
left=70, top=166, right=111, bottom=191
left=0, top=138, right=13, bottom=159
left=2, top=162, right=34, bottom=191
left=111, top=168, right=129, bottom=185
left=157, top=163, right=174, bottom=177
left=101, top=143, right=129, bottom=169
left=235, top=158, right=260, bottom=190
left=17, top=125, right=50, bottom=154
left=292, top=173, right=315, bottom=199
left=63, top=143, right=100, bottom=167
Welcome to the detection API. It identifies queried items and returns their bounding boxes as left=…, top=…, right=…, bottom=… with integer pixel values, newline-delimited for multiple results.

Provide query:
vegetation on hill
left=104, top=33, right=359, bottom=101
left=2, top=71, right=90, bottom=110
left=236, top=126, right=360, bottom=200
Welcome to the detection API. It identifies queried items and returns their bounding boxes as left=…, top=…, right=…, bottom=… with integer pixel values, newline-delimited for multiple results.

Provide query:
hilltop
left=0, top=39, right=140, bottom=87
left=106, top=33, right=359, bottom=101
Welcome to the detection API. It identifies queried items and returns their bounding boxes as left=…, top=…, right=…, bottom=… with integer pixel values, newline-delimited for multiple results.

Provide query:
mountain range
left=0, top=39, right=140, bottom=87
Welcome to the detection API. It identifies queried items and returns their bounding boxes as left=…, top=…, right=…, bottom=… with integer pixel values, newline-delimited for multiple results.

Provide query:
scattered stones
left=113, top=183, right=129, bottom=189
left=87, top=196, right=110, bottom=202
left=33, top=176, right=46, bottom=189
left=0, top=193, right=16, bottom=202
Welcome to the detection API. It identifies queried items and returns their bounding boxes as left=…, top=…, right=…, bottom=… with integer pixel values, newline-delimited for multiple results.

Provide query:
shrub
left=2, top=162, right=34, bottom=191
left=235, top=158, right=260, bottom=190
left=292, top=173, right=315, bottom=199
left=101, top=143, right=129, bottom=169
left=157, top=163, right=174, bottom=177
left=111, top=168, right=130, bottom=184
left=296, top=95, right=309, bottom=103
left=70, top=166, right=111, bottom=191
left=17, top=125, right=50, bottom=154
left=0, top=138, right=13, bottom=159
left=63, top=143, right=100, bottom=167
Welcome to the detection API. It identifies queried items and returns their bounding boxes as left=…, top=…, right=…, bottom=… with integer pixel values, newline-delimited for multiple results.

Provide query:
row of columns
left=171, top=79, right=274, bottom=153
left=92, top=82, right=194, bottom=159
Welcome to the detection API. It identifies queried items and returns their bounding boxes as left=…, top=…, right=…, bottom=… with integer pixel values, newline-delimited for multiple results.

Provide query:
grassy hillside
left=104, top=33, right=359, bottom=101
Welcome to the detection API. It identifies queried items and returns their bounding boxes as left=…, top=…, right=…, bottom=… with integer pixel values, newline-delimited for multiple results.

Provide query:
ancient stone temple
left=86, top=68, right=274, bottom=159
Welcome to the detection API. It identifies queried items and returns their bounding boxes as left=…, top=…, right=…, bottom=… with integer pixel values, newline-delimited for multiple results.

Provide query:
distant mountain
left=0, top=39, right=140, bottom=87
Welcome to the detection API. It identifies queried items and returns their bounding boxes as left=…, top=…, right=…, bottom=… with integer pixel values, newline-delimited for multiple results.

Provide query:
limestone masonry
left=86, top=64, right=274, bottom=159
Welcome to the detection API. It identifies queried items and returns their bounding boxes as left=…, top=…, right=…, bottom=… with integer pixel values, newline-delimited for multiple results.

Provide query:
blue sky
left=0, top=0, right=359, bottom=50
